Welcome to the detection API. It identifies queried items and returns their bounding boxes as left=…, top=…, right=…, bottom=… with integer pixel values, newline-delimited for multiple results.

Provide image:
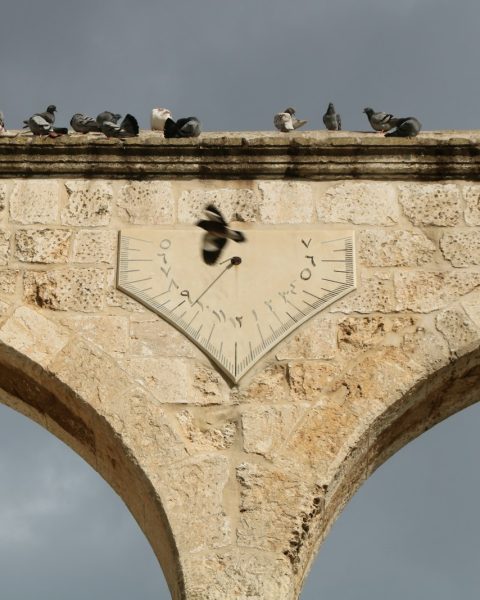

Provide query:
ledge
left=1, top=130, right=480, bottom=180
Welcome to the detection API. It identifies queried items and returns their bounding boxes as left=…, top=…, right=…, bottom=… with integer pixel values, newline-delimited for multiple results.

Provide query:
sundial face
left=117, top=227, right=356, bottom=383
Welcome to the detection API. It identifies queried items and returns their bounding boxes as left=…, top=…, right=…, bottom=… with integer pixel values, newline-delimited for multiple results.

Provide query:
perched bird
left=163, top=116, right=201, bottom=138
left=23, top=105, right=67, bottom=136
left=99, top=114, right=139, bottom=138
left=363, top=107, right=398, bottom=133
left=385, top=117, right=422, bottom=138
left=70, top=113, right=101, bottom=133
left=0, top=111, right=5, bottom=133
left=96, top=111, right=122, bottom=127
left=323, top=102, right=341, bottom=131
left=196, top=204, right=246, bottom=265
left=274, top=107, right=307, bottom=132
left=151, top=107, right=172, bottom=131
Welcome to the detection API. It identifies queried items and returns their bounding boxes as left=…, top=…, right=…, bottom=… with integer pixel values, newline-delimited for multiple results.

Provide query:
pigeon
left=163, top=116, right=201, bottom=138
left=323, top=102, right=341, bottom=131
left=196, top=204, right=246, bottom=265
left=70, top=113, right=101, bottom=133
left=96, top=111, right=122, bottom=127
left=385, top=117, right=422, bottom=138
left=23, top=105, right=67, bottom=136
left=274, top=107, right=307, bottom=132
left=99, top=114, right=139, bottom=138
left=151, top=107, right=172, bottom=131
left=0, top=111, right=5, bottom=133
left=363, top=107, right=398, bottom=133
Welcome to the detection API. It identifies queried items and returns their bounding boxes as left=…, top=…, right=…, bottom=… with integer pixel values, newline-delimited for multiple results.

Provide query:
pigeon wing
left=204, top=204, right=227, bottom=225
left=202, top=233, right=227, bottom=265
left=176, top=117, right=201, bottom=137
left=29, top=115, right=52, bottom=134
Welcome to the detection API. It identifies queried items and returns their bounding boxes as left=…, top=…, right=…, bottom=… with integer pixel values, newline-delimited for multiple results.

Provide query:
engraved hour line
left=123, top=236, right=153, bottom=244
left=321, top=237, right=350, bottom=244
left=257, top=323, right=265, bottom=345
left=171, top=300, right=186, bottom=311
left=125, top=277, right=152, bottom=285
left=323, top=277, right=349, bottom=285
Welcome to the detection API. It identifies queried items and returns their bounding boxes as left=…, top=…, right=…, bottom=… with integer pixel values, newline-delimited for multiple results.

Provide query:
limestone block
left=401, top=328, right=450, bottom=377
left=24, top=268, right=106, bottom=312
left=359, top=229, right=436, bottom=267
left=0, top=299, right=8, bottom=315
left=0, top=306, right=70, bottom=367
left=436, top=308, right=480, bottom=355
left=242, top=405, right=303, bottom=458
left=238, top=364, right=291, bottom=404
left=399, top=183, right=462, bottom=226
left=338, top=315, right=417, bottom=353
left=275, top=314, right=338, bottom=360
left=189, top=366, right=230, bottom=405
left=0, top=230, right=10, bottom=265
left=15, top=228, right=71, bottom=263
left=9, top=180, right=59, bottom=224
left=57, top=314, right=128, bottom=357
left=0, top=184, right=6, bottom=217
left=462, top=294, right=480, bottom=329
left=332, top=272, right=395, bottom=313
left=182, top=551, right=295, bottom=600
left=463, top=185, right=480, bottom=225
left=72, top=230, right=117, bottom=264
left=178, top=187, right=260, bottom=223
left=159, top=456, right=232, bottom=552
left=317, top=182, right=399, bottom=225
left=440, top=231, right=480, bottom=267
left=119, top=356, right=189, bottom=403
left=118, top=181, right=174, bottom=224
left=129, top=314, right=198, bottom=358
left=258, top=181, right=315, bottom=223
left=62, top=181, right=113, bottom=226
left=287, top=362, right=340, bottom=401
left=176, top=409, right=237, bottom=452
left=395, top=271, right=480, bottom=312
left=105, top=268, right=145, bottom=311
left=0, top=269, right=18, bottom=295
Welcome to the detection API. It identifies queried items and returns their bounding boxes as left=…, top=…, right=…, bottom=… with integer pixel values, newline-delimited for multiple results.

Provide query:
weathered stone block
left=395, top=271, right=480, bottom=312
left=118, top=181, right=174, bottom=224
left=0, top=230, right=10, bottom=265
left=177, top=409, right=237, bottom=452
left=189, top=366, right=230, bottom=405
left=359, top=229, right=436, bottom=267
left=242, top=405, right=303, bottom=458
left=287, top=362, right=340, bottom=401
left=62, top=181, right=113, bottom=226
left=332, top=272, right=395, bottom=313
left=259, top=181, right=315, bottom=223
left=105, top=268, right=146, bottom=311
left=338, top=315, right=417, bottom=353
left=276, top=314, right=338, bottom=360
left=0, top=184, right=6, bottom=217
left=178, top=187, right=259, bottom=223
left=57, top=314, right=129, bottom=357
left=463, top=185, right=480, bottom=225
left=119, top=356, right=189, bottom=403
left=24, top=268, right=106, bottom=312
left=238, top=364, right=291, bottom=404
left=9, top=180, right=59, bottom=224
left=399, top=183, right=462, bottom=226
left=15, top=228, right=71, bottom=263
left=129, top=314, right=198, bottom=357
left=72, top=230, right=117, bottom=264
left=436, top=308, right=480, bottom=355
left=317, top=182, right=399, bottom=225
left=0, top=269, right=18, bottom=295
left=440, top=231, right=480, bottom=267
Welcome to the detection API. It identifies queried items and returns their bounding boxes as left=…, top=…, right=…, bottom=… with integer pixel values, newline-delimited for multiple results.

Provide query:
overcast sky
left=1, top=1, right=480, bottom=599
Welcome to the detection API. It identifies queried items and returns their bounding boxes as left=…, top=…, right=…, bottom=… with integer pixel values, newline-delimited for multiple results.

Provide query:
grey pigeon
left=70, top=113, right=101, bottom=133
left=385, top=117, right=422, bottom=138
left=0, top=111, right=5, bottom=133
left=274, top=107, right=307, bottom=132
left=323, top=102, right=341, bottom=131
left=163, top=116, right=201, bottom=138
left=100, top=113, right=139, bottom=138
left=196, top=204, right=246, bottom=265
left=363, top=107, right=398, bottom=133
left=96, top=111, right=122, bottom=127
left=23, top=105, right=67, bottom=136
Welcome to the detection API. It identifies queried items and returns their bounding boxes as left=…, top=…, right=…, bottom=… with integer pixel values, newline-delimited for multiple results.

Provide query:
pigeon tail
left=120, top=114, right=139, bottom=136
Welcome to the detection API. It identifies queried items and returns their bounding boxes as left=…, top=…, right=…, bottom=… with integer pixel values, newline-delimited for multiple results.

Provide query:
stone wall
left=0, top=132, right=479, bottom=599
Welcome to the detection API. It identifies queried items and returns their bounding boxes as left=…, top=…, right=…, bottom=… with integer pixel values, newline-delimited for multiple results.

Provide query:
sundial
left=117, top=227, right=356, bottom=383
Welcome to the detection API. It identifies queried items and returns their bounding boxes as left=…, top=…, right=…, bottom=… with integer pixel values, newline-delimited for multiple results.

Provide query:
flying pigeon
left=0, top=111, right=5, bottom=133
left=151, top=107, right=172, bottom=131
left=99, top=114, right=139, bottom=138
left=196, top=204, right=246, bottom=265
left=70, top=113, right=101, bottom=133
left=363, top=107, right=398, bottom=133
left=274, top=107, right=307, bottom=132
left=23, top=105, right=68, bottom=136
left=385, top=117, right=422, bottom=138
left=323, top=102, right=341, bottom=131
left=163, top=116, right=201, bottom=138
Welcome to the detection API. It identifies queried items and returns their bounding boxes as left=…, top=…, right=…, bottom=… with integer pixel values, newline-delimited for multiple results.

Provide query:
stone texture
left=317, top=182, right=399, bottom=225
left=189, top=366, right=230, bottom=405
left=62, top=181, right=113, bottom=226
left=259, top=181, right=315, bottom=223
left=0, top=184, right=6, bottom=218
left=9, top=180, right=59, bottom=224
left=23, top=268, right=106, bottom=312
left=435, top=308, right=480, bottom=355
left=242, top=405, right=303, bottom=458
left=287, top=362, right=340, bottom=402
left=129, top=314, right=198, bottom=358
left=119, top=356, right=189, bottom=403
left=118, top=181, right=174, bottom=224
left=176, top=409, right=237, bottom=452
left=72, top=230, right=117, bottom=264
left=359, top=229, right=436, bottom=267
left=463, top=185, right=480, bottom=225
left=395, top=271, right=480, bottom=312
left=399, top=183, right=462, bottom=226
left=440, top=230, right=480, bottom=267
left=178, top=187, right=260, bottom=223
left=57, top=314, right=129, bottom=357
left=0, top=230, right=10, bottom=265
left=338, top=315, right=417, bottom=353
left=0, top=306, right=71, bottom=367
left=15, top=228, right=71, bottom=263
left=0, top=269, right=18, bottom=295
left=332, top=272, right=395, bottom=313
left=276, top=314, right=337, bottom=360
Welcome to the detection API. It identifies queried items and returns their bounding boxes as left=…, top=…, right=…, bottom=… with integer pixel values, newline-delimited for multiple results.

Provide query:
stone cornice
left=1, top=130, right=480, bottom=180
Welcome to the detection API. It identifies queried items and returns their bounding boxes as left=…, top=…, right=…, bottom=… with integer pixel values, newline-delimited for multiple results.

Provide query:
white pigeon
left=274, top=107, right=307, bottom=132
left=151, top=107, right=172, bottom=131
left=0, top=111, right=5, bottom=133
